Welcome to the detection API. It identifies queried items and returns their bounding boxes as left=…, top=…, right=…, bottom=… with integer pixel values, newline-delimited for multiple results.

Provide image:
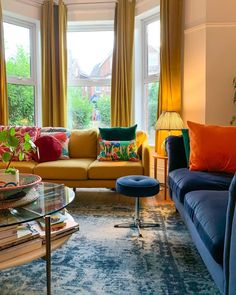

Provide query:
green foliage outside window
left=68, top=87, right=93, bottom=129
left=148, top=82, right=159, bottom=133
left=96, top=96, right=111, bottom=127
left=6, top=45, right=34, bottom=126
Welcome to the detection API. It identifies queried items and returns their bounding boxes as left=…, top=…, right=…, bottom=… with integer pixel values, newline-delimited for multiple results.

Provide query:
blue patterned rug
left=1, top=189, right=220, bottom=295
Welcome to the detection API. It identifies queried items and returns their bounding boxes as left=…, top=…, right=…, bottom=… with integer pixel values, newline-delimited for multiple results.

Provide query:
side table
left=153, top=153, right=168, bottom=200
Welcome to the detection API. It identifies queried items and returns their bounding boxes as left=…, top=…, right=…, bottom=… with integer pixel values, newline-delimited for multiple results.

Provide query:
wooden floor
left=75, top=185, right=173, bottom=209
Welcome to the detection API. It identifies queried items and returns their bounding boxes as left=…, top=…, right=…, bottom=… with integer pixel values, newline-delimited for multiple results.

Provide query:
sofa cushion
left=169, top=168, right=232, bottom=203
left=34, top=159, right=94, bottom=180
left=97, top=139, right=139, bottom=161
left=88, top=160, right=143, bottom=179
left=69, top=129, right=98, bottom=158
left=187, top=121, right=236, bottom=173
left=184, top=190, right=228, bottom=264
left=99, top=124, right=137, bottom=141
left=0, top=126, right=40, bottom=161
left=0, top=161, right=37, bottom=173
left=33, top=135, right=62, bottom=163
left=41, top=131, right=71, bottom=159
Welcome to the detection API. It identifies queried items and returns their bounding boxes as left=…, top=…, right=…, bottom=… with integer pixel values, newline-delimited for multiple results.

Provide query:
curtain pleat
left=41, top=0, right=67, bottom=127
left=111, top=0, right=136, bottom=127
left=156, top=0, right=183, bottom=155
left=0, top=0, right=8, bottom=125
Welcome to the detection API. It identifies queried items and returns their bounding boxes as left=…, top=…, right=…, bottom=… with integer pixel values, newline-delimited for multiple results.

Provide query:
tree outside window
left=3, top=19, right=37, bottom=126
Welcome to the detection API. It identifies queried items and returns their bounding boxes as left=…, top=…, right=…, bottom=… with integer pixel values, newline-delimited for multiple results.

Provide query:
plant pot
left=0, top=169, right=20, bottom=187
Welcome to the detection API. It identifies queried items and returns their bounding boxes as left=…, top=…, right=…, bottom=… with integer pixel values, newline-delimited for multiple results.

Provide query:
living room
left=0, top=0, right=236, bottom=295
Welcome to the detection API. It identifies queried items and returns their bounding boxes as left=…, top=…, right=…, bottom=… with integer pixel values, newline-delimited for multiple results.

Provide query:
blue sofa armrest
left=165, top=135, right=187, bottom=173
left=224, top=174, right=236, bottom=295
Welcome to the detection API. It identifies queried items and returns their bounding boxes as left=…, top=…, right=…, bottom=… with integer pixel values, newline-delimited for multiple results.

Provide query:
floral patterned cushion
left=0, top=126, right=41, bottom=161
left=97, top=139, right=139, bottom=161
left=40, top=131, right=71, bottom=159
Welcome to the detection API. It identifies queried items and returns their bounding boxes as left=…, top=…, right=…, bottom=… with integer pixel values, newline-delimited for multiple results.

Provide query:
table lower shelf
left=0, top=235, right=71, bottom=270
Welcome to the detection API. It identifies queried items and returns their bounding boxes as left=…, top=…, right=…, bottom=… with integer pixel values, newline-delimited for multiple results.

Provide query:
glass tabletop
left=0, top=183, right=75, bottom=228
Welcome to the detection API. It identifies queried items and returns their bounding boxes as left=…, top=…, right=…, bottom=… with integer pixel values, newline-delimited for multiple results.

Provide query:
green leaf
left=5, top=168, right=16, bottom=175
left=24, top=133, right=31, bottom=142
left=9, top=127, right=16, bottom=136
left=24, top=142, right=31, bottom=151
left=7, top=136, right=19, bottom=147
left=0, top=131, right=7, bottom=142
left=2, top=152, right=11, bottom=163
left=19, top=151, right=24, bottom=161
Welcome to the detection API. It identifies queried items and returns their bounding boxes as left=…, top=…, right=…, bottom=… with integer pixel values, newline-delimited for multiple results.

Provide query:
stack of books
left=33, top=211, right=79, bottom=243
left=0, top=224, right=42, bottom=263
left=0, top=211, right=79, bottom=264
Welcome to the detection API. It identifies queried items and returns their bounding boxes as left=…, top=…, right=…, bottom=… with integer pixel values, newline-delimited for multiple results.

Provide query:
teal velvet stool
left=115, top=175, right=160, bottom=237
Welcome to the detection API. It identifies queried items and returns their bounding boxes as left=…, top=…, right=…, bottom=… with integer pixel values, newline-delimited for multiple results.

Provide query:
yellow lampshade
left=155, top=111, right=184, bottom=131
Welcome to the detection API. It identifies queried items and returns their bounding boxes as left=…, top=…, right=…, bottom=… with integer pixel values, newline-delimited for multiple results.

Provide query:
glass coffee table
left=0, top=182, right=76, bottom=295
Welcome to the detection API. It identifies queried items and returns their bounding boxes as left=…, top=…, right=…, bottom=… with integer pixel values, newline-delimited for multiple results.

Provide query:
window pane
left=3, top=22, right=31, bottom=78
left=68, top=86, right=111, bottom=129
left=8, top=84, right=35, bottom=125
left=147, top=20, right=160, bottom=76
left=144, top=82, right=159, bottom=144
left=68, top=31, right=113, bottom=80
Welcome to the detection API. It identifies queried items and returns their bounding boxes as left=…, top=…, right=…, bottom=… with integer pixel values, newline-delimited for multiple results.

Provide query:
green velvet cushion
left=97, top=139, right=139, bottom=161
left=182, top=129, right=190, bottom=165
left=99, top=124, right=137, bottom=141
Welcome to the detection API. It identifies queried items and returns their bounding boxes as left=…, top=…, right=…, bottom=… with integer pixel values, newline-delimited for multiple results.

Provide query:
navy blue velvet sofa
left=166, top=135, right=236, bottom=295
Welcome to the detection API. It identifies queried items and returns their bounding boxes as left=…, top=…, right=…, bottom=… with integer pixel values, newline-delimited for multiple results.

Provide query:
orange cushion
left=187, top=121, right=236, bottom=173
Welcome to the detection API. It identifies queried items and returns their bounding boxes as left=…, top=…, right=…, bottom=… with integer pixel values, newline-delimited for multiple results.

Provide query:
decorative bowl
left=0, top=174, right=42, bottom=201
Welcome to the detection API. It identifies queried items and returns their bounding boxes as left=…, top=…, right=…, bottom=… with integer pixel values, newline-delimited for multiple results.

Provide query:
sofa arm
left=224, top=174, right=236, bottom=295
left=165, top=135, right=187, bottom=173
left=141, top=139, right=150, bottom=176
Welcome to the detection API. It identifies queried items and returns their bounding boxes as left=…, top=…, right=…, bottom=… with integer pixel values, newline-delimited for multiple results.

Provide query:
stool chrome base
left=114, top=196, right=160, bottom=237
left=114, top=219, right=159, bottom=237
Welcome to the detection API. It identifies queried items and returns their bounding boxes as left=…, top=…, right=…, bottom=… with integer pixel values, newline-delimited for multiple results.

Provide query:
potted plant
left=0, top=127, right=36, bottom=187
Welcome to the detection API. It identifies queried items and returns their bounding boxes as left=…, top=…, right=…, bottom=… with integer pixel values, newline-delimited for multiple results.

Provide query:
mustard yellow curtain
left=0, top=0, right=8, bottom=125
left=41, top=0, right=67, bottom=127
left=156, top=0, right=183, bottom=155
left=111, top=0, right=136, bottom=127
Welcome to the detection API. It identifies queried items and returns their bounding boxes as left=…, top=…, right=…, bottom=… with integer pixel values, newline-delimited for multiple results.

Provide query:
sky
left=67, top=30, right=114, bottom=76
left=3, top=22, right=30, bottom=60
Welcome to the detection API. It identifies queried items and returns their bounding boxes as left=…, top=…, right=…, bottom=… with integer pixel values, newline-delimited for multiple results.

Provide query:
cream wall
left=2, top=0, right=41, bottom=20
left=2, top=0, right=158, bottom=22
left=183, top=0, right=236, bottom=126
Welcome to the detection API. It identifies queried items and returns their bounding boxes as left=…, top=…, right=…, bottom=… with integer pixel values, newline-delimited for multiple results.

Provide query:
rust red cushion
left=188, top=121, right=236, bottom=173
left=33, top=135, right=62, bottom=163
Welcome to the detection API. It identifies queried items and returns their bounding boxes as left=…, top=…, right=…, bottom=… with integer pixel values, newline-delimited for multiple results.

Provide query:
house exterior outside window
left=67, top=24, right=114, bottom=129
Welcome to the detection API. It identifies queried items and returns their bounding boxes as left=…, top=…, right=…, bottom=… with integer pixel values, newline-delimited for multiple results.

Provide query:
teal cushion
left=99, top=124, right=137, bottom=141
left=97, top=139, right=139, bottom=161
left=182, top=129, right=190, bottom=164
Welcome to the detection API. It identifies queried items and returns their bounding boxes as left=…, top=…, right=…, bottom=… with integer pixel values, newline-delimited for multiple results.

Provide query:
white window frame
left=134, top=12, right=160, bottom=145
left=67, top=22, right=113, bottom=89
left=142, top=14, right=160, bottom=85
left=3, top=15, right=40, bottom=125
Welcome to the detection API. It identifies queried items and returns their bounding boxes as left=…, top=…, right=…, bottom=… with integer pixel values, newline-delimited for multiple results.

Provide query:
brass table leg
left=45, top=216, right=51, bottom=295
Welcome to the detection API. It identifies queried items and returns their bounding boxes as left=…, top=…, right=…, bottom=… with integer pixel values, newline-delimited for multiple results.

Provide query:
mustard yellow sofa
left=0, top=129, right=150, bottom=189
